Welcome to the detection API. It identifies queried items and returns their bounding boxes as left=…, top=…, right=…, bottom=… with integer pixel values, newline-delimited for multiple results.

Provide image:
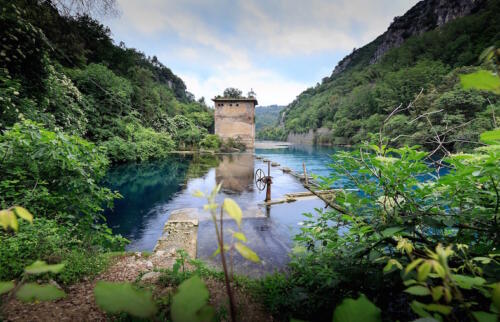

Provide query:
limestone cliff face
left=331, top=0, right=485, bottom=76
left=370, top=0, right=485, bottom=63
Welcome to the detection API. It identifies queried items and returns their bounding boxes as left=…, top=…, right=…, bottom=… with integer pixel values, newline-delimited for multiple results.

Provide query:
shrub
left=199, top=134, right=221, bottom=150
left=102, top=123, right=175, bottom=163
left=0, top=120, right=119, bottom=225
left=220, top=137, right=246, bottom=152
left=0, top=218, right=111, bottom=284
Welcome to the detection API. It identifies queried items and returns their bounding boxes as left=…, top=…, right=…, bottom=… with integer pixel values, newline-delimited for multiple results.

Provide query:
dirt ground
left=1, top=253, right=273, bottom=322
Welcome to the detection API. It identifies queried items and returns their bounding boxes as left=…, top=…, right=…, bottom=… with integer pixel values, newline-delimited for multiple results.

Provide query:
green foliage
left=1, top=0, right=214, bottom=163
left=94, top=281, right=158, bottom=318
left=199, top=134, right=221, bottom=151
left=256, top=127, right=287, bottom=141
left=480, top=127, right=500, bottom=144
left=220, top=137, right=246, bottom=152
left=171, top=275, right=215, bottom=322
left=0, top=206, right=32, bottom=231
left=0, top=218, right=113, bottom=283
left=102, top=122, right=175, bottom=163
left=332, top=295, right=381, bottom=322
left=222, top=87, right=242, bottom=98
left=258, top=134, right=500, bottom=321
left=460, top=69, right=500, bottom=94
left=68, top=63, right=133, bottom=141
left=170, top=115, right=208, bottom=149
left=55, top=249, right=110, bottom=285
left=271, top=1, right=500, bottom=147
left=255, top=105, right=284, bottom=132
left=24, top=260, right=65, bottom=274
left=0, top=281, right=15, bottom=295
left=16, top=283, right=66, bottom=302
left=401, top=244, right=499, bottom=320
left=194, top=187, right=260, bottom=321
left=0, top=121, right=119, bottom=225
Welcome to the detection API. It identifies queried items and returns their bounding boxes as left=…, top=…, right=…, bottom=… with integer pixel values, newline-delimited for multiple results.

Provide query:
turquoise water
left=103, top=144, right=341, bottom=276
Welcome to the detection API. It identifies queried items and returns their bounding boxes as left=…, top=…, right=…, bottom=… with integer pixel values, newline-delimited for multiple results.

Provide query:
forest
left=258, top=0, right=500, bottom=149
left=1, top=0, right=500, bottom=321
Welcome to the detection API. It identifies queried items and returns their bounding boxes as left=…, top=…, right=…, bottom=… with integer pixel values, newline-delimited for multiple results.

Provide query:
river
left=103, top=144, right=346, bottom=276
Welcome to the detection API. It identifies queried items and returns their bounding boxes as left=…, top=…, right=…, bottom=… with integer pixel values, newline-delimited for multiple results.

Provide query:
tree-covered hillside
left=255, top=105, right=284, bottom=133
left=262, top=0, right=500, bottom=150
left=0, top=0, right=214, bottom=163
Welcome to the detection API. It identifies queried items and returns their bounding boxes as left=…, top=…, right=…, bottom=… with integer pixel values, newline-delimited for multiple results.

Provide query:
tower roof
left=212, top=97, right=258, bottom=105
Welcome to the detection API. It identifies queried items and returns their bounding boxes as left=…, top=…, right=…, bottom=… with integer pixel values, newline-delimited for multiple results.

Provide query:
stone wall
left=287, top=127, right=332, bottom=145
left=215, top=101, right=255, bottom=149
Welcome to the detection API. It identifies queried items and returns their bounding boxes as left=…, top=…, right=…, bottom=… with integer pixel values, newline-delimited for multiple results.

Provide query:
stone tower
left=212, top=97, right=258, bottom=149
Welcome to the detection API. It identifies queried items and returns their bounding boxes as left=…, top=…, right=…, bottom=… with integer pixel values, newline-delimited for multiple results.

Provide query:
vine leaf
left=223, top=198, right=242, bottom=228
left=233, top=232, right=247, bottom=243
left=381, top=226, right=404, bottom=237
left=16, top=283, right=66, bottom=302
left=479, top=128, right=500, bottom=145
left=472, top=311, right=497, bottom=322
left=234, top=242, right=260, bottom=263
left=0, top=281, right=15, bottom=295
left=491, top=282, right=500, bottom=312
left=0, top=210, right=18, bottom=231
left=171, top=275, right=214, bottom=322
left=13, top=206, right=33, bottom=223
left=94, top=281, right=157, bottom=318
left=404, top=286, right=431, bottom=296
left=211, top=244, right=229, bottom=257
left=451, top=274, right=485, bottom=290
left=25, top=260, right=65, bottom=274
left=332, top=294, right=381, bottom=322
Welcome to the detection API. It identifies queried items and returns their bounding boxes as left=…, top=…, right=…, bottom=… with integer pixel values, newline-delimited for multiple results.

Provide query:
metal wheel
left=255, top=168, right=266, bottom=191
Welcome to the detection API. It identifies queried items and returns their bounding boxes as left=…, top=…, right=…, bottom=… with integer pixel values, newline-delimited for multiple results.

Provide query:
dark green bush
left=102, top=123, right=175, bottom=163
left=0, top=218, right=110, bottom=284
left=199, top=134, right=221, bottom=150
left=0, top=120, right=119, bottom=224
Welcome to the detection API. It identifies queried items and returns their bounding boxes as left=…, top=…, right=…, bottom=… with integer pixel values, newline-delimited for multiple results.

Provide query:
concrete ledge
left=151, top=208, right=199, bottom=268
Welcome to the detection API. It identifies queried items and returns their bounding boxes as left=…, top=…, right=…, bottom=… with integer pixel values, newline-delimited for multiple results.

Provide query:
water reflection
left=216, top=153, right=254, bottom=193
left=103, top=147, right=337, bottom=275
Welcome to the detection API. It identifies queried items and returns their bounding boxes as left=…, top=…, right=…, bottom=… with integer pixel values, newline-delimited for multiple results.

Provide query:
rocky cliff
left=331, top=0, right=485, bottom=76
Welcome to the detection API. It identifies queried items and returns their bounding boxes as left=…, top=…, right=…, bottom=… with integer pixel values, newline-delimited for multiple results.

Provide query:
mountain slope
left=270, top=0, right=500, bottom=150
left=255, top=105, right=284, bottom=132
left=1, top=0, right=213, bottom=162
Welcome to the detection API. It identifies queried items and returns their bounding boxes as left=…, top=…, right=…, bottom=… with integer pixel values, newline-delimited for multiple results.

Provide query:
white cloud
left=181, top=67, right=308, bottom=106
left=108, top=0, right=418, bottom=105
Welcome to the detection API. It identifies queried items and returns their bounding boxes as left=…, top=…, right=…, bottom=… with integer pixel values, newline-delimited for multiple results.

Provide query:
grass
left=460, top=69, right=500, bottom=94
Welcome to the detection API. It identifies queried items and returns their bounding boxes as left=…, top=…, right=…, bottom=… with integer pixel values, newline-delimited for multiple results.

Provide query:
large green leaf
left=479, top=128, right=500, bottom=145
left=233, top=232, right=247, bottom=242
left=25, top=260, right=65, bottom=274
left=0, top=210, right=18, bottom=231
left=332, top=295, right=381, bottom=322
left=472, top=311, right=498, bottom=322
left=223, top=198, right=242, bottom=227
left=381, top=226, right=404, bottom=237
left=492, top=282, right=500, bottom=312
left=404, top=286, right=431, bottom=296
left=16, top=283, right=66, bottom=302
left=12, top=206, right=33, bottom=223
left=451, top=274, right=485, bottom=290
left=171, top=275, right=214, bottom=322
left=235, top=242, right=260, bottom=263
left=94, top=281, right=157, bottom=318
left=0, top=281, right=15, bottom=295
left=460, top=70, right=500, bottom=94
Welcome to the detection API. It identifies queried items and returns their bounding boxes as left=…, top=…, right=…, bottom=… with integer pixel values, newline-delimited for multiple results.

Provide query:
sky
left=102, top=0, right=419, bottom=106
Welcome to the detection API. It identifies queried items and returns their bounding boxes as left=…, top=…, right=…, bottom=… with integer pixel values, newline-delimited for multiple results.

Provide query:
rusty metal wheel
left=255, top=168, right=266, bottom=191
